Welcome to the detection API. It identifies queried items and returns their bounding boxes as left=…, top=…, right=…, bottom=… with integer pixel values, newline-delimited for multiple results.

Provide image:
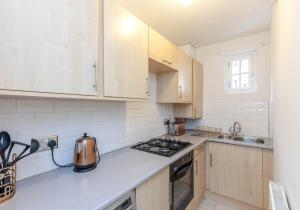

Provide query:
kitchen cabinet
left=263, top=150, right=273, bottom=209
left=208, top=142, right=264, bottom=208
left=149, top=27, right=179, bottom=73
left=186, top=145, right=205, bottom=210
left=174, top=60, right=203, bottom=118
left=102, top=0, right=149, bottom=99
left=194, top=145, right=205, bottom=206
left=136, top=167, right=170, bottom=210
left=178, top=50, right=193, bottom=103
left=156, top=50, right=193, bottom=103
left=0, top=0, right=98, bottom=96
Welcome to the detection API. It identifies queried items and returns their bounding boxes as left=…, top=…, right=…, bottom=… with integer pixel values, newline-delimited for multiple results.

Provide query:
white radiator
left=269, top=181, right=290, bottom=210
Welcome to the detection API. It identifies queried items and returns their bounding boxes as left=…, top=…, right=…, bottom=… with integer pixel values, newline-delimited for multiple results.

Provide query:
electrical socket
left=164, top=119, right=170, bottom=125
left=35, top=135, right=58, bottom=153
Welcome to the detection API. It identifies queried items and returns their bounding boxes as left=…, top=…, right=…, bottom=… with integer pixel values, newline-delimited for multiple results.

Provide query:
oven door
left=170, top=160, right=194, bottom=210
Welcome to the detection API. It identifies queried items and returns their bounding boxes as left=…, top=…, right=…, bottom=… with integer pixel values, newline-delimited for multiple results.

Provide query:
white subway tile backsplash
left=0, top=74, right=173, bottom=180
left=54, top=100, right=82, bottom=112
left=34, top=112, right=69, bottom=127
left=0, top=98, right=17, bottom=113
left=0, top=113, right=35, bottom=130
left=17, top=99, right=54, bottom=113
left=187, top=102, right=269, bottom=137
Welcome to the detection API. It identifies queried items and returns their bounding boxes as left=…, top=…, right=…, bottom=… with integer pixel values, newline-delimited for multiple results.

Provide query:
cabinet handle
left=145, top=77, right=150, bottom=96
left=178, top=85, right=182, bottom=99
left=195, top=160, right=198, bottom=175
left=169, top=183, right=172, bottom=206
left=194, top=108, right=197, bottom=117
left=92, top=61, right=97, bottom=90
left=163, top=59, right=172, bottom=65
left=210, top=153, right=213, bottom=168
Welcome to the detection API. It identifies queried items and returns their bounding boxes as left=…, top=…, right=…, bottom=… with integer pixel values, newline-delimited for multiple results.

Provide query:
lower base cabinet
left=136, top=167, right=170, bottom=210
left=207, top=142, right=274, bottom=209
left=263, top=149, right=273, bottom=210
left=186, top=145, right=205, bottom=210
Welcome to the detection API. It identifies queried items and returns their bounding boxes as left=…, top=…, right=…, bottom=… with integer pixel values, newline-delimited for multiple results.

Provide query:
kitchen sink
left=218, top=134, right=266, bottom=144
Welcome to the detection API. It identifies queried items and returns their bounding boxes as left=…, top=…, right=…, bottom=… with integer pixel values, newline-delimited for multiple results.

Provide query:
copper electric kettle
left=73, top=133, right=100, bottom=172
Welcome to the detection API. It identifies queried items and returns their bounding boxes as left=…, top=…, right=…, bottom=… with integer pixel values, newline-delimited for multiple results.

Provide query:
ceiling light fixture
left=179, top=0, right=192, bottom=7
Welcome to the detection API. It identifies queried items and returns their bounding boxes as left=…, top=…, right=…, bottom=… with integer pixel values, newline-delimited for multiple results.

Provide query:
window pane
left=232, top=75, right=240, bottom=89
left=241, top=59, right=249, bottom=73
left=232, top=60, right=240, bottom=74
left=241, top=74, right=249, bottom=88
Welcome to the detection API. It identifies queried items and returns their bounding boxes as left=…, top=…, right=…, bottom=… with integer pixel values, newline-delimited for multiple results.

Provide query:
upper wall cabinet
left=174, top=59, right=203, bottom=118
left=178, top=49, right=193, bottom=102
left=103, top=0, right=149, bottom=99
left=149, top=28, right=179, bottom=73
left=0, top=0, right=98, bottom=96
left=157, top=50, right=193, bottom=103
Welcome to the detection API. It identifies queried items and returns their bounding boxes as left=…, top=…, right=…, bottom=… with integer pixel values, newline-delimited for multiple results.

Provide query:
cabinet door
left=136, top=167, right=170, bottom=210
left=193, top=147, right=205, bottom=208
left=263, top=150, right=273, bottom=210
left=186, top=147, right=205, bottom=210
left=174, top=59, right=203, bottom=118
left=156, top=72, right=179, bottom=103
left=0, top=0, right=98, bottom=95
left=178, top=50, right=193, bottom=103
left=192, top=60, right=203, bottom=118
left=149, top=27, right=178, bottom=71
left=209, top=142, right=264, bottom=208
left=103, top=0, right=149, bottom=99
left=197, top=149, right=205, bottom=203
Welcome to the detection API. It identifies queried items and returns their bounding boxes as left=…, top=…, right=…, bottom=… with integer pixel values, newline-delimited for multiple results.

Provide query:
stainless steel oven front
left=170, top=151, right=194, bottom=210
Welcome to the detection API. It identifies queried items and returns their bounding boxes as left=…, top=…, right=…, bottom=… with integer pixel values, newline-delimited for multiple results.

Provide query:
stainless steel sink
left=218, top=134, right=266, bottom=144
left=218, top=134, right=234, bottom=139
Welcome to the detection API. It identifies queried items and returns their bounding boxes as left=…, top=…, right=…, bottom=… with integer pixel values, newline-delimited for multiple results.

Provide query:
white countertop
left=0, top=132, right=272, bottom=210
left=0, top=134, right=206, bottom=210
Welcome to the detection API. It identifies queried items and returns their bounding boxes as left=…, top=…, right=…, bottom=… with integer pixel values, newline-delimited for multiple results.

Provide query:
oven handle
left=171, top=161, right=193, bottom=182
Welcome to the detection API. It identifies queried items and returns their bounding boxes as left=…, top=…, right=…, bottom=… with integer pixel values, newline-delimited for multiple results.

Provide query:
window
left=225, top=50, right=256, bottom=92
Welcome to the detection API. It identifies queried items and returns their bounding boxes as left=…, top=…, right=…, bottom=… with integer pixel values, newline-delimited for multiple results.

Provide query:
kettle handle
left=93, top=137, right=101, bottom=164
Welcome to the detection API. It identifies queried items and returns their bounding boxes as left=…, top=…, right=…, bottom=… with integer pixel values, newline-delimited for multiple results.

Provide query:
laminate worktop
left=0, top=131, right=272, bottom=210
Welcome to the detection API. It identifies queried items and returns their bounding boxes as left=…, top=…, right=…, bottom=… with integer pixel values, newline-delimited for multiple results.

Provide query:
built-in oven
left=170, top=151, right=194, bottom=210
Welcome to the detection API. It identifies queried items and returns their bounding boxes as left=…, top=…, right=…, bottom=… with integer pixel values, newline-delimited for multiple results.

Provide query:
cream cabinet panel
left=194, top=146, right=205, bottom=207
left=136, top=167, right=170, bottom=210
left=209, top=142, right=264, bottom=208
left=193, top=60, right=204, bottom=118
left=149, top=27, right=178, bottom=72
left=263, top=150, right=273, bottom=209
left=178, top=50, right=193, bottom=103
left=0, top=0, right=98, bottom=95
left=186, top=145, right=205, bottom=210
left=174, top=59, right=203, bottom=118
left=103, top=0, right=149, bottom=99
left=156, top=72, right=179, bottom=103
left=156, top=50, right=193, bottom=103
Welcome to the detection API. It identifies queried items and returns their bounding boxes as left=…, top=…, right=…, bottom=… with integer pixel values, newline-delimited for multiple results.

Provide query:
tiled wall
left=186, top=32, right=271, bottom=137
left=186, top=102, right=269, bottom=137
left=0, top=73, right=173, bottom=180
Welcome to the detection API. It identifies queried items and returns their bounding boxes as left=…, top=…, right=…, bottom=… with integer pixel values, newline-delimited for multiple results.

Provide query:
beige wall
left=187, top=32, right=270, bottom=137
left=271, top=0, right=300, bottom=209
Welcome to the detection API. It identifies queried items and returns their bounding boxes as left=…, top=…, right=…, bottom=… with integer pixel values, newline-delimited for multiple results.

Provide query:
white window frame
left=224, top=49, right=256, bottom=93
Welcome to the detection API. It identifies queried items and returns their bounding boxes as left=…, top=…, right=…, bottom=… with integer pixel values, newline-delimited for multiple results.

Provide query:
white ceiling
left=117, top=0, right=272, bottom=47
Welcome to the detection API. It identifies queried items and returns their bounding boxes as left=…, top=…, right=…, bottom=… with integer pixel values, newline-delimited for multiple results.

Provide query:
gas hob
left=130, top=137, right=191, bottom=157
